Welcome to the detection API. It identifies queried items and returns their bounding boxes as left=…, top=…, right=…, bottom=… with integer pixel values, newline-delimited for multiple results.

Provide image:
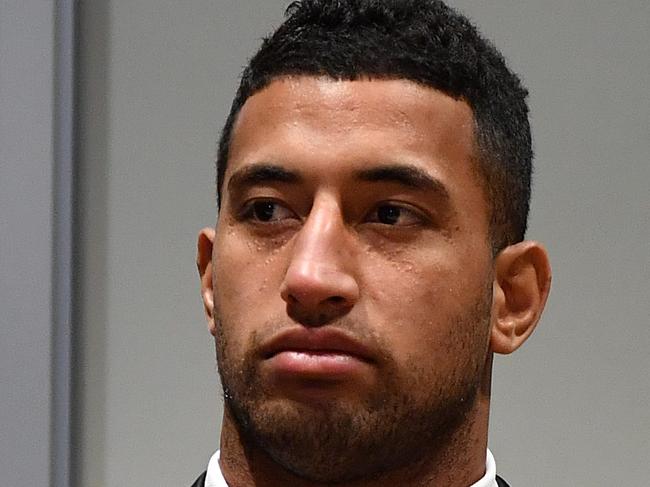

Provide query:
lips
left=259, top=327, right=376, bottom=380
left=260, top=327, right=375, bottom=363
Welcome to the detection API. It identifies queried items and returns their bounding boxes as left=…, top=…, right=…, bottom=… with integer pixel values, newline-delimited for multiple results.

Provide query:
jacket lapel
left=190, top=471, right=207, bottom=487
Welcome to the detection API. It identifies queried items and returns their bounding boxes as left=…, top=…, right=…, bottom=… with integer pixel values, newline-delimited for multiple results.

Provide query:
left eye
left=366, top=204, right=422, bottom=226
left=244, top=200, right=295, bottom=222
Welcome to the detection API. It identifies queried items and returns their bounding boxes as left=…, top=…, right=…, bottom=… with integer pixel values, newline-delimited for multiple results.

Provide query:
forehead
left=226, top=77, right=486, bottom=222
left=230, top=76, right=476, bottom=162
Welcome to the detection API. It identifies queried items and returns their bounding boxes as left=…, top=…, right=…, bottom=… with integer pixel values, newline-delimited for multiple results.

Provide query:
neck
left=218, top=391, right=491, bottom=487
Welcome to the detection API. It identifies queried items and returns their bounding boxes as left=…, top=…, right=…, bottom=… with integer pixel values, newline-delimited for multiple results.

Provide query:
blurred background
left=1, top=1, right=648, bottom=485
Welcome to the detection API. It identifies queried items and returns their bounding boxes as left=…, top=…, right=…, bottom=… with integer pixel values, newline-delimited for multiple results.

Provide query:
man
left=194, top=0, right=551, bottom=485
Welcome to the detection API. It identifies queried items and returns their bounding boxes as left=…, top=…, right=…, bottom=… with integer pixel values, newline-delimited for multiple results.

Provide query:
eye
left=366, top=203, right=424, bottom=226
left=242, top=200, right=296, bottom=223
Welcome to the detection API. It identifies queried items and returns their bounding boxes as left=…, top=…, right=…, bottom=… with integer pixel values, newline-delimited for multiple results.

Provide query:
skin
left=197, top=76, right=551, bottom=487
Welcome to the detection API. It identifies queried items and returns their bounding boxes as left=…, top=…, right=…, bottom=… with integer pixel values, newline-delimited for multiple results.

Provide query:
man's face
left=210, top=76, right=495, bottom=482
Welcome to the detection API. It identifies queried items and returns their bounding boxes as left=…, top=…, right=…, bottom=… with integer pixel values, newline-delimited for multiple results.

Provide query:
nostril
left=327, top=296, right=345, bottom=304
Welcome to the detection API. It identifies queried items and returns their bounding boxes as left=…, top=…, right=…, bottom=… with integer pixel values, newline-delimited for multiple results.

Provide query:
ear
left=490, top=241, right=552, bottom=354
left=197, top=227, right=217, bottom=336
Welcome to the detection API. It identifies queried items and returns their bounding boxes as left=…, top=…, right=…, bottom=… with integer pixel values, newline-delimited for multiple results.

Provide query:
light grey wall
left=75, top=1, right=650, bottom=486
left=1, top=2, right=55, bottom=486
left=448, top=2, right=650, bottom=484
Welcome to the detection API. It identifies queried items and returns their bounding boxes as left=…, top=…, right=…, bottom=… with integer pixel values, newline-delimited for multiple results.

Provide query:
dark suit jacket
left=190, top=471, right=510, bottom=486
left=191, top=471, right=207, bottom=487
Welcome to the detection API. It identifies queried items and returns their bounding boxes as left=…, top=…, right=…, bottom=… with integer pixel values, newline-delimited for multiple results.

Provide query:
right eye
left=242, top=200, right=295, bottom=223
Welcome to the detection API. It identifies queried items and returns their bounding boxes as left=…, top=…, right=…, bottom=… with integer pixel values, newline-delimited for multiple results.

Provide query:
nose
left=280, top=198, right=359, bottom=326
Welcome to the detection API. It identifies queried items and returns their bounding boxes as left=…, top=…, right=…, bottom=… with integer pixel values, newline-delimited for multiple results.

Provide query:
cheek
left=214, top=225, right=282, bottom=300
left=361, top=247, right=491, bottom=362
left=212, top=228, right=287, bottom=345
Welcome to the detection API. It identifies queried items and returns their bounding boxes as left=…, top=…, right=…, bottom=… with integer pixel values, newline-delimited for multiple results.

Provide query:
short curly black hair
left=216, top=0, right=532, bottom=251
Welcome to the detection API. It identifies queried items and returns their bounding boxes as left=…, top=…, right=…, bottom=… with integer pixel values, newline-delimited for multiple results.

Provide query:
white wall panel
left=1, top=2, right=55, bottom=485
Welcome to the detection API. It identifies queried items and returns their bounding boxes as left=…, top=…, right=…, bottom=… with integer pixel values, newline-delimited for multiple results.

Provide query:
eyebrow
left=356, top=164, right=450, bottom=202
left=226, top=162, right=450, bottom=203
left=227, top=163, right=301, bottom=194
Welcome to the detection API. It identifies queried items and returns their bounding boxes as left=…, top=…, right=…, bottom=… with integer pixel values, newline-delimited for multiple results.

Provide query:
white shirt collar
left=475, top=449, right=499, bottom=487
left=204, top=450, right=226, bottom=487
left=205, top=449, right=498, bottom=487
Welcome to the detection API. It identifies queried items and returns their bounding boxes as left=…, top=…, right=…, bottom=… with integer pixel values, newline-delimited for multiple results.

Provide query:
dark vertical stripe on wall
left=52, top=0, right=76, bottom=486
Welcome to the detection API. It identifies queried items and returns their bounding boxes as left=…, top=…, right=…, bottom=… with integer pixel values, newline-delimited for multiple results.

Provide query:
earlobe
left=197, top=227, right=217, bottom=336
left=490, top=241, right=552, bottom=354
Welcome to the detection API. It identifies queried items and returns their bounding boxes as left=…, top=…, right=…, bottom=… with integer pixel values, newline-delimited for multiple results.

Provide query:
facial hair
left=215, top=291, right=492, bottom=484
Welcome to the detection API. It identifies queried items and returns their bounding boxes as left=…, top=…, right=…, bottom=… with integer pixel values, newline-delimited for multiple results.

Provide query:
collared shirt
left=205, top=449, right=498, bottom=487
